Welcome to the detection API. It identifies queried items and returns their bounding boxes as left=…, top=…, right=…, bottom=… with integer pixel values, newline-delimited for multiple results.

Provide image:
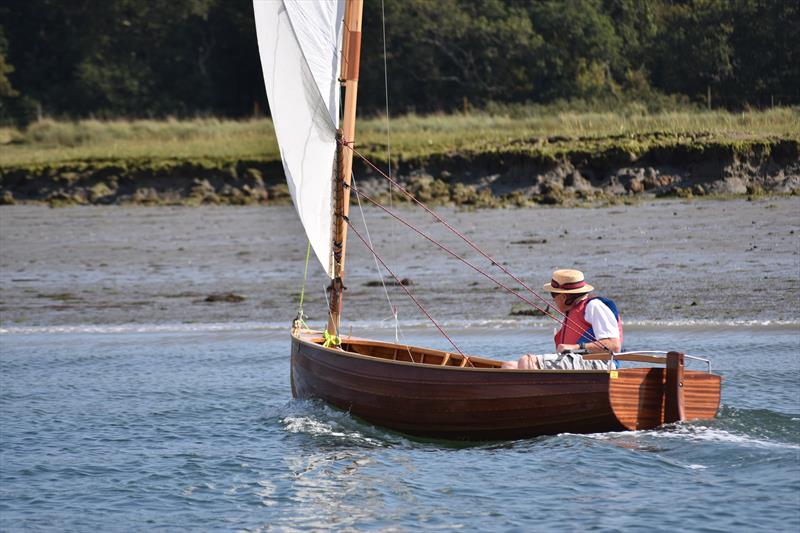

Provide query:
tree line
left=1, top=0, right=798, bottom=126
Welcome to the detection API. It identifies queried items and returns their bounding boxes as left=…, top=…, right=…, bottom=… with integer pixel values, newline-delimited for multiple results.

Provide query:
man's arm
left=556, top=337, right=620, bottom=353
left=582, top=337, right=621, bottom=353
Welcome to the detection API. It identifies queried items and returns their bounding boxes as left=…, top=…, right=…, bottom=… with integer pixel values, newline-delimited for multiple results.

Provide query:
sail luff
left=253, top=0, right=345, bottom=279
left=326, top=0, right=364, bottom=337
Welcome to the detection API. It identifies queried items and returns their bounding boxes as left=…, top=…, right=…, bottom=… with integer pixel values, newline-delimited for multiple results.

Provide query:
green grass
left=361, top=107, right=800, bottom=160
left=0, top=118, right=278, bottom=167
left=1, top=107, right=798, bottom=168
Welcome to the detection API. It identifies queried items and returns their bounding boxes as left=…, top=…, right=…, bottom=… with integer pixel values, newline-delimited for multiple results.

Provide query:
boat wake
left=278, top=400, right=403, bottom=448
left=587, top=406, right=799, bottom=450
left=647, top=423, right=799, bottom=450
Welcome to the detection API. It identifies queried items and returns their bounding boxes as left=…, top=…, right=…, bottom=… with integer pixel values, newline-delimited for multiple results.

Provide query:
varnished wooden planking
left=292, top=334, right=622, bottom=438
left=682, top=373, right=723, bottom=420
left=609, top=368, right=722, bottom=430
left=290, top=331, right=721, bottom=439
left=608, top=369, right=667, bottom=429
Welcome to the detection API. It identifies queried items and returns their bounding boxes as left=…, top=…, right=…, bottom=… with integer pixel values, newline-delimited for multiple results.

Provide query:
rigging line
left=343, top=172, right=415, bottom=359
left=344, top=143, right=616, bottom=355
left=294, top=239, right=313, bottom=330
left=350, top=182, right=567, bottom=327
left=346, top=218, right=470, bottom=363
left=352, top=172, right=415, bottom=359
left=380, top=0, right=394, bottom=243
left=343, top=144, right=614, bottom=353
left=340, top=141, right=565, bottom=320
left=297, top=240, right=312, bottom=315
left=352, top=173, right=401, bottom=342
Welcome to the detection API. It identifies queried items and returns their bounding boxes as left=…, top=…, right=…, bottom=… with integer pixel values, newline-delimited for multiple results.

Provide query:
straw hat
left=543, top=269, right=595, bottom=294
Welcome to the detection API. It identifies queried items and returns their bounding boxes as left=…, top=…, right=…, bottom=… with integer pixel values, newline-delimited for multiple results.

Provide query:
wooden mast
left=327, top=0, right=364, bottom=339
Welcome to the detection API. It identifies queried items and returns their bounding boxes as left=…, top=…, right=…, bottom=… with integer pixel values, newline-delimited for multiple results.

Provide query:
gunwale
left=292, top=329, right=610, bottom=373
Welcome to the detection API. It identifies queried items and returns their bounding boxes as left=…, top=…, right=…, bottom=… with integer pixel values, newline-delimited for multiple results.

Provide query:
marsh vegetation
left=2, top=106, right=797, bottom=168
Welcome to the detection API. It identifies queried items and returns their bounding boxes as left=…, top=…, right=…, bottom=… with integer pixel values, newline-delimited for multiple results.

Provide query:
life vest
left=554, top=296, right=623, bottom=350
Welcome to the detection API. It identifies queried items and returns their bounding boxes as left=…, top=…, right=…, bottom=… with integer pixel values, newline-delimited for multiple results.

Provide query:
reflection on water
left=279, top=451, right=376, bottom=529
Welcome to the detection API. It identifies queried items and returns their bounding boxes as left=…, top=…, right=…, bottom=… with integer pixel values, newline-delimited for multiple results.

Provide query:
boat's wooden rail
left=295, top=330, right=711, bottom=373
left=585, top=353, right=667, bottom=364
left=587, top=351, right=713, bottom=372
left=339, top=339, right=712, bottom=372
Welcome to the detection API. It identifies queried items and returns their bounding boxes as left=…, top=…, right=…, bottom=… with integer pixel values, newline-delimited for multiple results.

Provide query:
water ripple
left=1, top=328, right=798, bottom=532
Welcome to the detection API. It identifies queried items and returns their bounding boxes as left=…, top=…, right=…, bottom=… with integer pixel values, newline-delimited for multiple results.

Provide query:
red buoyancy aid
left=554, top=296, right=623, bottom=350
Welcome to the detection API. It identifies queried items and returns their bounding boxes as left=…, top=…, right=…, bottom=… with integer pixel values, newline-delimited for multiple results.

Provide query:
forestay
left=253, top=0, right=345, bottom=278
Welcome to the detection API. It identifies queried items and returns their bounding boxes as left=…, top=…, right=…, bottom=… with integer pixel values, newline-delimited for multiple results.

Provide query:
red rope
left=350, top=182, right=566, bottom=326
left=343, top=141, right=615, bottom=354
left=342, top=141, right=564, bottom=319
left=346, top=218, right=472, bottom=365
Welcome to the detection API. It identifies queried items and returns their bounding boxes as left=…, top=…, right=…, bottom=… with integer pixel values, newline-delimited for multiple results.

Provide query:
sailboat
left=253, top=0, right=721, bottom=440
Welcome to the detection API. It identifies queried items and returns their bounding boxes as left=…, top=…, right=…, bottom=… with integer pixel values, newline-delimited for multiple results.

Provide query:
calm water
left=1, top=323, right=798, bottom=532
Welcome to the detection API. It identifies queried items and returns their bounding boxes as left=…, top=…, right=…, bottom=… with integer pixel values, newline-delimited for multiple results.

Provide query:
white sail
left=253, top=0, right=345, bottom=278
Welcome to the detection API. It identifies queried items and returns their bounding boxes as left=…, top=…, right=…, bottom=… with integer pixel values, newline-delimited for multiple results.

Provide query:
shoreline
left=2, top=319, right=798, bottom=335
left=1, top=136, right=798, bottom=207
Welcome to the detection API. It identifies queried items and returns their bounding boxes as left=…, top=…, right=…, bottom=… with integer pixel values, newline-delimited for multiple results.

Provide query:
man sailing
left=503, top=269, right=622, bottom=370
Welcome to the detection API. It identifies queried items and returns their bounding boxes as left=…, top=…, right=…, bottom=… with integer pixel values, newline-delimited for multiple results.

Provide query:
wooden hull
left=290, top=331, right=721, bottom=440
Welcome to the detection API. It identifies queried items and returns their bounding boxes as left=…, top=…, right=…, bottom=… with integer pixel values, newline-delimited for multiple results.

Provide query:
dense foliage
left=1, top=0, right=797, bottom=125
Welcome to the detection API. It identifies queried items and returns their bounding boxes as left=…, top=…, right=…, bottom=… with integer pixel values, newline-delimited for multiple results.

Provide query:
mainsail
left=253, top=0, right=345, bottom=278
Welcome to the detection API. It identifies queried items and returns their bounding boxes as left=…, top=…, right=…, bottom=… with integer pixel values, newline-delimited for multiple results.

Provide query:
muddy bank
left=1, top=198, right=798, bottom=327
left=1, top=137, right=798, bottom=207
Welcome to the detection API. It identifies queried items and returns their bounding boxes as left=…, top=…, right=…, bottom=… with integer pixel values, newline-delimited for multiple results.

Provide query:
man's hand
left=558, top=338, right=620, bottom=354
